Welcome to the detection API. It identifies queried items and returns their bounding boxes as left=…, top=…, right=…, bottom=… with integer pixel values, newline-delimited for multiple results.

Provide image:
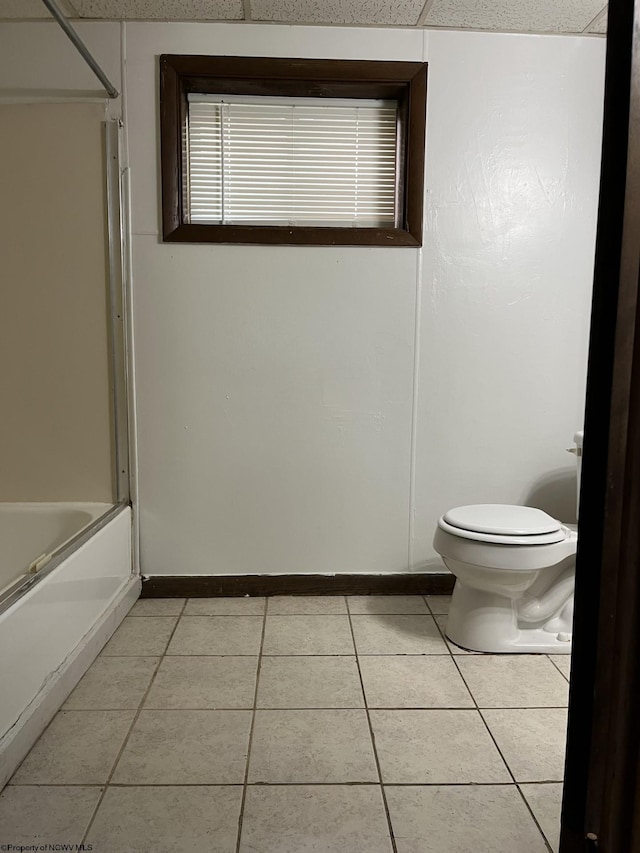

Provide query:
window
left=160, top=55, right=427, bottom=246
left=187, top=96, right=397, bottom=227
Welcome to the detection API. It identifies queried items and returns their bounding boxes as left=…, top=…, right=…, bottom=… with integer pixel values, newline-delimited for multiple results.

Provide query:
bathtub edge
left=0, top=510, right=138, bottom=790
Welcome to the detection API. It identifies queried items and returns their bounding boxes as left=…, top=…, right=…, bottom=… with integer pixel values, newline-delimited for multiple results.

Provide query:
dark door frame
left=560, top=0, right=640, bottom=849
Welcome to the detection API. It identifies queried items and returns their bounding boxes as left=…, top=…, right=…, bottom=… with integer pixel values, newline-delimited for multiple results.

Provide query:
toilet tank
left=574, top=430, right=584, bottom=519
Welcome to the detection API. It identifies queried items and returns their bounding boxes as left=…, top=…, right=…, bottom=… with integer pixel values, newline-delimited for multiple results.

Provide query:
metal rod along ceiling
left=40, top=0, right=119, bottom=99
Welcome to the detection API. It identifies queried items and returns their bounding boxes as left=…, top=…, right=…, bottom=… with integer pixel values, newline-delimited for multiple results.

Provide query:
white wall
left=126, top=24, right=427, bottom=576
left=124, top=23, right=604, bottom=576
left=412, top=32, right=605, bottom=567
left=0, top=21, right=605, bottom=576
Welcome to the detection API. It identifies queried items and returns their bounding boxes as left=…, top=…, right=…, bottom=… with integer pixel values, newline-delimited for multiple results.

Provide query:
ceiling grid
left=0, top=0, right=608, bottom=34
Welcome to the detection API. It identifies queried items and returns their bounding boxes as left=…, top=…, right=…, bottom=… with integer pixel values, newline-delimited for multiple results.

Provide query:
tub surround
left=0, top=101, right=115, bottom=504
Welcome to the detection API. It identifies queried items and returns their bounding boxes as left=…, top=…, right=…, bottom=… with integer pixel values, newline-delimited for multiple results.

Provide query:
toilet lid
left=438, top=506, right=567, bottom=545
left=442, top=505, right=563, bottom=538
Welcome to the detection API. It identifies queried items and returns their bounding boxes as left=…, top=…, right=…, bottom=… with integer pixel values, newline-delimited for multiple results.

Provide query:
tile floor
left=0, top=595, right=570, bottom=852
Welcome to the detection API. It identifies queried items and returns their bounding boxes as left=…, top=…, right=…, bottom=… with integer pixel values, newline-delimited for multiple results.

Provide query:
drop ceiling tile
left=585, top=5, right=607, bottom=33
left=0, top=0, right=76, bottom=17
left=424, top=0, right=605, bottom=34
left=72, top=0, right=243, bottom=19
left=250, top=0, right=426, bottom=26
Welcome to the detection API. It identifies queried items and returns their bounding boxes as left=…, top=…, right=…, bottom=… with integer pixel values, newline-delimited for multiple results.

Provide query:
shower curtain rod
left=41, top=0, right=119, bottom=99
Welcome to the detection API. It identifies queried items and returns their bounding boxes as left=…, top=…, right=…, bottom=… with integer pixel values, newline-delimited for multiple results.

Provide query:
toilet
left=432, top=432, right=582, bottom=654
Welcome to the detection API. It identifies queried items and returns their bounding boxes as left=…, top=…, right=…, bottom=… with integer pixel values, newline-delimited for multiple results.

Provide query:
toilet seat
left=438, top=504, right=568, bottom=546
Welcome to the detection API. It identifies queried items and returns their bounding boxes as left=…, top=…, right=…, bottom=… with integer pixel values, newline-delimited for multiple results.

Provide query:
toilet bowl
left=432, top=433, right=582, bottom=654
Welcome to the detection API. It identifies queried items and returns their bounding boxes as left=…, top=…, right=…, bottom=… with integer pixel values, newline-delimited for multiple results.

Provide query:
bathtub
left=0, top=502, right=112, bottom=601
left=0, top=503, right=137, bottom=789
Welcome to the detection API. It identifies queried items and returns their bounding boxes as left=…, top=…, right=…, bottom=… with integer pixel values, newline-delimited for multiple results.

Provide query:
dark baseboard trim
left=140, top=573, right=455, bottom=598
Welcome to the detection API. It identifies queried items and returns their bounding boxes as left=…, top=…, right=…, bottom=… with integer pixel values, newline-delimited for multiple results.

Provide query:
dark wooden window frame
left=159, top=55, right=427, bottom=246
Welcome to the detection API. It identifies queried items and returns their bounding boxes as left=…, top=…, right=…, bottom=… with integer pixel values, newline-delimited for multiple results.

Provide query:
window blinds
left=187, top=95, right=398, bottom=227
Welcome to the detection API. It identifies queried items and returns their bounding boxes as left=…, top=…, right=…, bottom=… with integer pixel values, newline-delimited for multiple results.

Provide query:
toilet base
left=445, top=581, right=573, bottom=654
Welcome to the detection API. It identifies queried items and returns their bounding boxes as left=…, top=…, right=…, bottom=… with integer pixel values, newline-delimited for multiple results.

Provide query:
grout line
left=174, top=613, right=351, bottom=618
left=165, top=613, right=266, bottom=618
left=8, top=779, right=564, bottom=788
left=103, top=652, right=459, bottom=657
left=158, top=652, right=448, bottom=658
left=130, top=600, right=451, bottom=618
left=446, top=637, right=555, bottom=853
left=80, top=598, right=188, bottom=844
left=346, top=602, right=399, bottom=853
left=112, top=653, right=258, bottom=659
left=422, top=593, right=452, bottom=618
left=349, top=609, right=432, bottom=616
left=546, top=654, right=571, bottom=683
left=430, top=611, right=457, bottom=653
left=515, top=780, right=563, bottom=851
left=58, top=704, right=569, bottom=712
left=431, top=614, right=516, bottom=768
left=234, top=597, right=268, bottom=853
left=448, top=656, right=516, bottom=773
left=514, top=782, right=556, bottom=852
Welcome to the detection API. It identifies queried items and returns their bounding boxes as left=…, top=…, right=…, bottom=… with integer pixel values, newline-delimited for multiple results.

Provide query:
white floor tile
left=167, top=616, right=263, bottom=655
left=456, top=655, right=569, bottom=707
left=0, top=786, right=102, bottom=845
left=129, top=598, right=185, bottom=616
left=347, top=596, right=428, bottom=614
left=483, top=708, right=568, bottom=782
left=112, top=710, right=252, bottom=784
left=352, top=615, right=448, bottom=655
left=262, top=615, right=354, bottom=655
left=11, top=711, right=134, bottom=785
left=145, top=656, right=258, bottom=709
left=89, top=786, right=242, bottom=853
left=249, top=710, right=378, bottom=783
left=184, top=597, right=265, bottom=615
left=267, top=595, right=347, bottom=614
left=549, top=655, right=571, bottom=680
left=63, top=656, right=158, bottom=710
left=359, top=655, right=473, bottom=708
left=520, top=783, right=563, bottom=852
left=102, top=617, right=178, bottom=656
left=386, top=785, right=548, bottom=852
left=240, top=786, right=393, bottom=852
left=257, top=656, right=364, bottom=708
left=425, top=595, right=452, bottom=615
left=8, top=592, right=575, bottom=853
left=370, top=709, right=510, bottom=784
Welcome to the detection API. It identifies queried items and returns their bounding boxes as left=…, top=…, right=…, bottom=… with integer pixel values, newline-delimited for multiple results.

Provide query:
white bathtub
left=0, top=502, right=113, bottom=597
left=0, top=504, right=137, bottom=789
